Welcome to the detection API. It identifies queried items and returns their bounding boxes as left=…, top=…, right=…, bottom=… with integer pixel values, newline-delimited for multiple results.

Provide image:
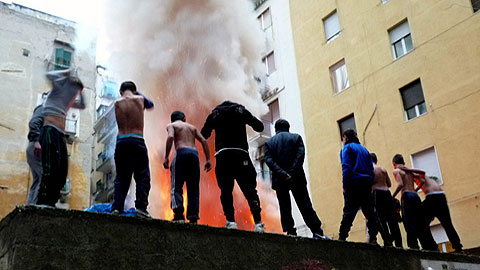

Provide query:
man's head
left=171, top=111, right=186, bottom=122
left=119, top=81, right=137, bottom=96
left=342, top=129, right=360, bottom=145
left=274, top=119, right=290, bottom=133
left=70, top=76, right=84, bottom=91
left=370, top=153, right=378, bottom=164
left=392, top=154, right=405, bottom=166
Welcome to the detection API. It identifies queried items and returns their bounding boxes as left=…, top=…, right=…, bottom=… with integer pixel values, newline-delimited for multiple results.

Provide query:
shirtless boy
left=392, top=154, right=438, bottom=250
left=111, top=81, right=154, bottom=218
left=37, top=69, right=85, bottom=207
left=401, top=167, right=463, bottom=252
left=371, top=153, right=402, bottom=247
left=163, top=111, right=211, bottom=223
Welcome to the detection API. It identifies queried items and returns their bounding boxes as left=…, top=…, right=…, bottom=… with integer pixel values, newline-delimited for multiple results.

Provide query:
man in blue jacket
left=338, top=129, right=378, bottom=243
left=264, top=119, right=326, bottom=238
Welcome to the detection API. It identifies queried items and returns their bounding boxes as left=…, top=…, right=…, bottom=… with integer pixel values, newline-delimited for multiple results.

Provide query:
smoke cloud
left=102, top=0, right=280, bottom=232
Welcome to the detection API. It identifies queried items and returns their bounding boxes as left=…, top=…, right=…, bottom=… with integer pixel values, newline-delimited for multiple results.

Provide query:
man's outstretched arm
left=399, top=166, right=425, bottom=175
left=200, top=113, right=214, bottom=140
left=163, top=125, right=174, bottom=169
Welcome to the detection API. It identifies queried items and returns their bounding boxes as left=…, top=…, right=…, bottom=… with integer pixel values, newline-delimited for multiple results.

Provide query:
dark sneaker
left=111, top=209, right=122, bottom=215
left=172, top=215, right=185, bottom=223
left=313, top=233, right=332, bottom=240
left=286, top=229, right=297, bottom=236
left=189, top=219, right=198, bottom=224
left=254, top=222, right=266, bottom=233
left=135, top=209, right=151, bottom=219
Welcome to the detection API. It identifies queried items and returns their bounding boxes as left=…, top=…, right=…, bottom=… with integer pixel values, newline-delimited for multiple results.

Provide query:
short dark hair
left=274, top=119, right=290, bottom=132
left=392, top=154, right=405, bottom=165
left=370, top=153, right=378, bottom=164
left=70, top=76, right=84, bottom=90
left=343, top=129, right=360, bottom=144
left=171, top=111, right=186, bottom=122
left=119, top=81, right=137, bottom=93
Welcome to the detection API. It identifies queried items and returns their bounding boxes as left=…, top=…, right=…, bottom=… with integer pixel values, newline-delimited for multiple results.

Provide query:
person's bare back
left=372, top=164, right=392, bottom=190
left=168, top=121, right=197, bottom=150
left=115, top=94, right=145, bottom=136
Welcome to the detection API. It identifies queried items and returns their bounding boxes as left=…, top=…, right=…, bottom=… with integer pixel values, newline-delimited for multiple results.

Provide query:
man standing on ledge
left=37, top=69, right=85, bottom=207
left=392, top=154, right=438, bottom=251
left=163, top=111, right=212, bottom=224
left=338, top=129, right=378, bottom=244
left=264, top=119, right=328, bottom=239
left=370, top=153, right=402, bottom=247
left=111, top=81, right=154, bottom=218
left=201, top=101, right=266, bottom=232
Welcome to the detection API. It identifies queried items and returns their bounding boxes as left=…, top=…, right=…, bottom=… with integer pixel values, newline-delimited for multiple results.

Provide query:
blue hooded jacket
left=340, top=142, right=374, bottom=189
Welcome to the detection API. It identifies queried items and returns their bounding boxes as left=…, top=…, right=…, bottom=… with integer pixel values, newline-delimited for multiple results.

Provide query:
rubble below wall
left=0, top=206, right=479, bottom=270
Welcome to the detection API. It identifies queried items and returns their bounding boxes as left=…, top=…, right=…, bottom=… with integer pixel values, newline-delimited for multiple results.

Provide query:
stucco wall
left=0, top=2, right=96, bottom=217
left=290, top=0, right=480, bottom=247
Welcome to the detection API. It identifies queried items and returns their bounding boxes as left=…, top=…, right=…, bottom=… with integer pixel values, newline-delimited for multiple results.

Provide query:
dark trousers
left=275, top=171, right=323, bottom=235
left=423, top=193, right=462, bottom=250
left=339, top=181, right=378, bottom=241
left=170, top=147, right=200, bottom=221
left=215, top=150, right=262, bottom=223
left=401, top=192, right=438, bottom=250
left=112, top=137, right=151, bottom=212
left=37, top=126, right=68, bottom=207
left=373, top=189, right=403, bottom=247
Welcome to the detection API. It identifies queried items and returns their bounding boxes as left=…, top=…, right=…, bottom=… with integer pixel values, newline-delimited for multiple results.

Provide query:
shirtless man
left=111, top=81, right=154, bottom=218
left=392, top=154, right=438, bottom=250
left=401, top=167, right=463, bottom=252
left=37, top=69, right=85, bottom=207
left=370, top=153, right=402, bottom=247
left=163, top=111, right=211, bottom=223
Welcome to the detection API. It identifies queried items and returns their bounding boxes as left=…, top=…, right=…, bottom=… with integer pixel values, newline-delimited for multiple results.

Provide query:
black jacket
left=264, top=130, right=306, bottom=189
left=201, top=101, right=264, bottom=152
left=27, top=105, right=44, bottom=142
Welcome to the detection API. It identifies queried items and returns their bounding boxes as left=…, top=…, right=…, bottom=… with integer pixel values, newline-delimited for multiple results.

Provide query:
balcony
left=248, top=119, right=273, bottom=147
left=96, top=152, right=113, bottom=173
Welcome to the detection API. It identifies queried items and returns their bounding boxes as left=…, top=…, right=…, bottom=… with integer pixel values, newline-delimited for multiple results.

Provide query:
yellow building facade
left=290, top=0, right=480, bottom=249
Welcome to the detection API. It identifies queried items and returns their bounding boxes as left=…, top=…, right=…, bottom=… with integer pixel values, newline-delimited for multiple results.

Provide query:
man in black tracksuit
left=201, top=101, right=265, bottom=232
left=264, top=119, right=326, bottom=238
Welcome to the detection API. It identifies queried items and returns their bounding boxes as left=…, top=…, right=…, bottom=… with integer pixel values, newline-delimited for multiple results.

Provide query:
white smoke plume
left=102, top=0, right=267, bottom=117
left=101, top=0, right=281, bottom=231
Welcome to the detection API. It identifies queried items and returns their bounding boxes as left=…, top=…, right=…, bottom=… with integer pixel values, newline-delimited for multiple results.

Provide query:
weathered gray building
left=0, top=2, right=97, bottom=217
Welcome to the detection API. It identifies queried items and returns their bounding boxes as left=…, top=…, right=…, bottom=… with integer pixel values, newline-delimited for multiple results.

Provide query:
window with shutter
left=400, top=79, right=427, bottom=120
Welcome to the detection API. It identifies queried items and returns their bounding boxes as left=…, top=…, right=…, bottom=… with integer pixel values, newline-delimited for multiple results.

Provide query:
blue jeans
left=112, top=137, right=151, bottom=212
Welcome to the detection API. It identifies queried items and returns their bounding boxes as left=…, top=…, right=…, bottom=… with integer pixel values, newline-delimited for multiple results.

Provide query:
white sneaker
left=225, top=221, right=238, bottom=229
left=254, top=222, right=266, bottom=233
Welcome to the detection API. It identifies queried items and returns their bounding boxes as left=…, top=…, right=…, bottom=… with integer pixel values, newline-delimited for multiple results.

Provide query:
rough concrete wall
left=1, top=206, right=479, bottom=270
left=0, top=2, right=96, bottom=217
left=289, top=0, right=480, bottom=246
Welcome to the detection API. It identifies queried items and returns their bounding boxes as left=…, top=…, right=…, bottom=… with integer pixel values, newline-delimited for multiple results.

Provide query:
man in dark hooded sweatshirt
left=201, top=101, right=266, bottom=232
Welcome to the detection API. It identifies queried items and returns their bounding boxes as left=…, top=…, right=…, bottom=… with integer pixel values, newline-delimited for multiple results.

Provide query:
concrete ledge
left=1, top=206, right=479, bottom=270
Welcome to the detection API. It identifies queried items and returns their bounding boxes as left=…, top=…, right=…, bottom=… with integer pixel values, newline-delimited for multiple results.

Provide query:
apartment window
left=323, top=11, right=340, bottom=43
left=411, top=146, right=443, bottom=185
left=338, top=114, right=356, bottom=140
left=330, top=59, right=350, bottom=93
left=261, top=99, right=280, bottom=136
left=54, top=48, right=72, bottom=70
left=389, top=20, right=413, bottom=59
left=263, top=51, right=276, bottom=75
left=382, top=0, right=390, bottom=3
left=258, top=8, right=272, bottom=31
left=400, top=79, right=427, bottom=120
left=472, top=0, right=480, bottom=12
